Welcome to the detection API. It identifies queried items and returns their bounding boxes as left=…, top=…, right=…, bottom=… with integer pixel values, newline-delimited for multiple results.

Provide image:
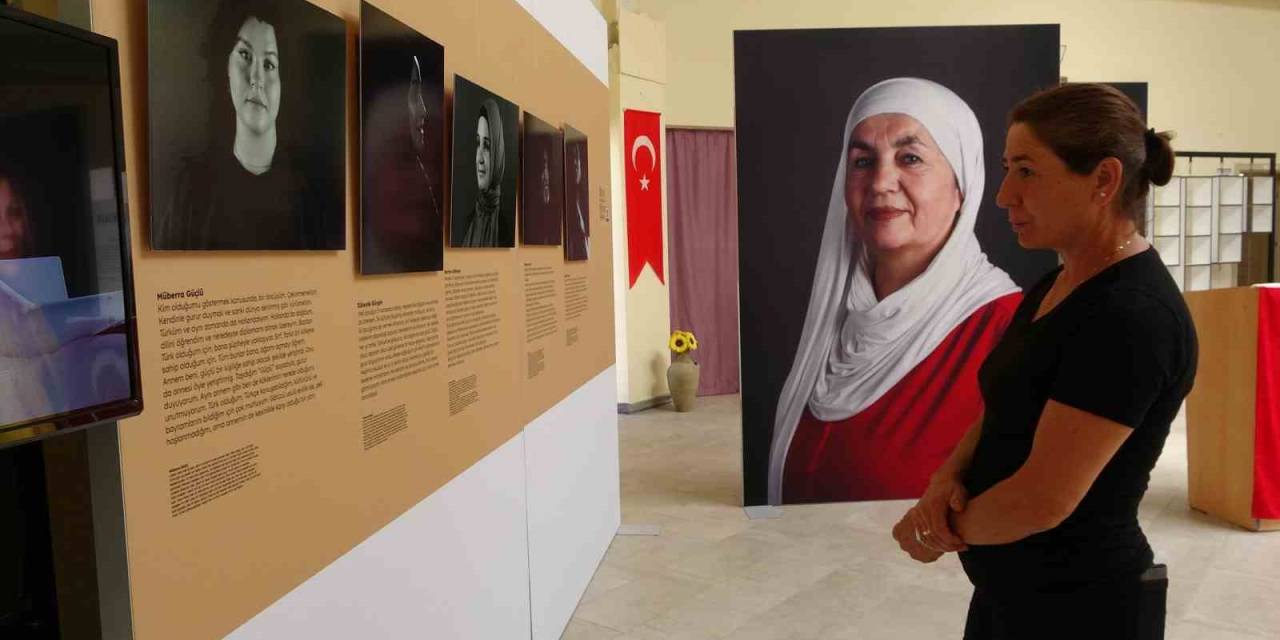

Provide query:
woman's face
left=997, top=123, right=1099, bottom=250
left=541, top=151, right=551, bottom=204
left=475, top=114, right=492, bottom=190
left=0, top=178, right=29, bottom=259
left=227, top=17, right=281, bottom=136
left=844, top=113, right=960, bottom=258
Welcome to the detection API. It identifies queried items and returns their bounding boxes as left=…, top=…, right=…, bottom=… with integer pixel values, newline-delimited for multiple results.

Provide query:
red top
left=782, top=292, right=1022, bottom=504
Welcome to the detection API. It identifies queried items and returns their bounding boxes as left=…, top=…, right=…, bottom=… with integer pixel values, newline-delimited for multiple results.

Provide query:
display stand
left=1149, top=152, right=1275, bottom=291
left=1184, top=286, right=1280, bottom=531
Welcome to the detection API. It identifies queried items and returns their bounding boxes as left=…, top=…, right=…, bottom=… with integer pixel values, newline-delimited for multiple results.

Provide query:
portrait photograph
left=563, top=125, right=589, bottom=261
left=449, top=75, right=519, bottom=248
left=521, top=113, right=563, bottom=246
left=148, top=0, right=346, bottom=251
left=359, top=1, right=445, bottom=274
left=735, top=25, right=1061, bottom=507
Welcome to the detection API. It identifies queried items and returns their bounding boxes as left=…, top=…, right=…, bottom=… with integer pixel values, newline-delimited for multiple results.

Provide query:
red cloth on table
left=1254, top=288, right=1280, bottom=519
left=783, top=292, right=1022, bottom=504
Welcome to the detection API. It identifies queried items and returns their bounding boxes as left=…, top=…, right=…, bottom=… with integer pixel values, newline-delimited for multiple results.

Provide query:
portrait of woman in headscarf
left=450, top=76, right=518, bottom=248
left=460, top=97, right=507, bottom=247
left=768, top=78, right=1023, bottom=505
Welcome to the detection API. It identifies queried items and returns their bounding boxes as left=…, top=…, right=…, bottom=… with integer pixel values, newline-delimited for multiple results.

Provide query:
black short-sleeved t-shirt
left=959, top=247, right=1198, bottom=594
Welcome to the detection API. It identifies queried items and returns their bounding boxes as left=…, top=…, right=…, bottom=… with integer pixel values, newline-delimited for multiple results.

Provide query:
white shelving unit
left=1148, top=153, right=1277, bottom=291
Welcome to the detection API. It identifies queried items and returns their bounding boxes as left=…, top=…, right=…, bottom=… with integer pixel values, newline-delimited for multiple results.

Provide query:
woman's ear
left=1093, top=157, right=1124, bottom=203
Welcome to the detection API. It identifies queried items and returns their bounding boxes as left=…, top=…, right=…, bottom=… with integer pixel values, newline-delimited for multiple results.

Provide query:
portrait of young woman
left=149, top=0, right=345, bottom=251
left=450, top=75, right=519, bottom=249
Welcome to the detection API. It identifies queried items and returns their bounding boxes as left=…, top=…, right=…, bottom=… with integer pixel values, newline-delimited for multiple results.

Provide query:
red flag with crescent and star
left=624, top=109, right=665, bottom=288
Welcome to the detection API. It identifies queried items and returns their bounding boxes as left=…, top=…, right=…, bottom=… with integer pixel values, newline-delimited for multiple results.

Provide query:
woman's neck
left=1057, top=217, right=1142, bottom=285
left=233, top=126, right=276, bottom=175
left=870, top=243, right=942, bottom=301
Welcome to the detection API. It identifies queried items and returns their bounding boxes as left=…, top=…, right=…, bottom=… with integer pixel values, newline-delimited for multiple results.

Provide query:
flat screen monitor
left=0, top=6, right=142, bottom=447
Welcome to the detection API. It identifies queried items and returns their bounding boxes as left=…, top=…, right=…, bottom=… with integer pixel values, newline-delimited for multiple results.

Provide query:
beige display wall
left=636, top=0, right=1280, bottom=152
left=636, top=0, right=1280, bottom=275
left=90, top=1, right=613, bottom=638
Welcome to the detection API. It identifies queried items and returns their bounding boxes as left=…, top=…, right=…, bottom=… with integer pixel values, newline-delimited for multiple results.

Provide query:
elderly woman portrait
left=768, top=78, right=1023, bottom=505
left=150, top=0, right=344, bottom=250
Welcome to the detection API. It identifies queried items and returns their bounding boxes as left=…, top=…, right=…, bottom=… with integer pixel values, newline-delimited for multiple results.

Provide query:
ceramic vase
left=667, top=353, right=700, bottom=412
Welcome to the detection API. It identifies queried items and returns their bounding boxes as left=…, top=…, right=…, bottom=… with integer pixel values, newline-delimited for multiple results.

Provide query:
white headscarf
left=767, top=78, right=1019, bottom=505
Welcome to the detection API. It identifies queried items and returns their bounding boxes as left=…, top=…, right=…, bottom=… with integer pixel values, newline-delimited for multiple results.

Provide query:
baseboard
left=617, top=396, right=671, bottom=414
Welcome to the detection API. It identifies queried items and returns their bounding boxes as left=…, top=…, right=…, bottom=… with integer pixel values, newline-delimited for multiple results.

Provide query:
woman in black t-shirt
left=889, top=83, right=1198, bottom=638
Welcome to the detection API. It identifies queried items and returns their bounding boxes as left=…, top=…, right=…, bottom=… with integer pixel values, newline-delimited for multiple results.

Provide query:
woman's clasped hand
left=892, top=472, right=970, bottom=562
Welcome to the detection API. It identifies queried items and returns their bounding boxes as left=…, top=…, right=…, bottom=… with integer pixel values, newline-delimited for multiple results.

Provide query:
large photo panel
left=359, top=1, right=445, bottom=274
left=736, top=25, right=1060, bottom=506
left=148, top=0, right=346, bottom=250
left=449, top=74, right=519, bottom=248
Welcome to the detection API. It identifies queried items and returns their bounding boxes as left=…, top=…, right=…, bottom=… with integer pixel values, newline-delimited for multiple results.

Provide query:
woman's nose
left=871, top=162, right=899, bottom=194
left=995, top=173, right=1015, bottom=208
left=249, top=60, right=263, bottom=87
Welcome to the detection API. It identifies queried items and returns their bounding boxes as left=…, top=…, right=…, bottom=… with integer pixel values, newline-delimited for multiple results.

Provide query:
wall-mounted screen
left=0, top=6, right=142, bottom=444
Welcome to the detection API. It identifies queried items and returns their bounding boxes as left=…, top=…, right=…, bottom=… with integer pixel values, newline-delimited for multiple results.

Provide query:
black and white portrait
left=149, top=0, right=345, bottom=250
left=563, top=125, right=589, bottom=261
left=359, top=1, right=444, bottom=274
left=450, top=75, right=518, bottom=248
left=521, top=113, right=563, bottom=246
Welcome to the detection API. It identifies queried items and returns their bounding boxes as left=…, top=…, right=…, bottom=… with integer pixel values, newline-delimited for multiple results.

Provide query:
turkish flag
left=624, top=109, right=665, bottom=288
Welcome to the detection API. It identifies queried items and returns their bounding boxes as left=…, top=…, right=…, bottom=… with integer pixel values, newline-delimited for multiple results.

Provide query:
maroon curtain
left=666, top=128, right=740, bottom=396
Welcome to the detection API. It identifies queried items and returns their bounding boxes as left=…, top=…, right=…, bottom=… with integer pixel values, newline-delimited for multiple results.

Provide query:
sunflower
left=669, top=332, right=689, bottom=353
left=670, top=330, right=698, bottom=354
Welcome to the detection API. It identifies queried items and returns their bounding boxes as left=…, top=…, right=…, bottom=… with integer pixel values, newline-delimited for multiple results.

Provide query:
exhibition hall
left=0, top=0, right=1276, bottom=638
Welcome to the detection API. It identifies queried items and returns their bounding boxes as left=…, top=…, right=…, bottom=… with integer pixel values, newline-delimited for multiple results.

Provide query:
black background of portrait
left=359, top=1, right=444, bottom=274
left=449, top=75, right=519, bottom=248
left=563, top=125, right=589, bottom=261
left=148, top=0, right=345, bottom=250
left=521, top=113, right=564, bottom=246
left=735, top=25, right=1060, bottom=506
left=1107, top=83, right=1149, bottom=121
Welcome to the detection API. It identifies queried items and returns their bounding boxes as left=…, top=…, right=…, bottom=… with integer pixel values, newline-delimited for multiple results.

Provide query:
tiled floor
left=564, top=394, right=1279, bottom=639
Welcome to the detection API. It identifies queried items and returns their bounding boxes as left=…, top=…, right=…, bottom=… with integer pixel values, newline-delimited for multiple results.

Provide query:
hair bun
left=1144, top=128, right=1175, bottom=186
